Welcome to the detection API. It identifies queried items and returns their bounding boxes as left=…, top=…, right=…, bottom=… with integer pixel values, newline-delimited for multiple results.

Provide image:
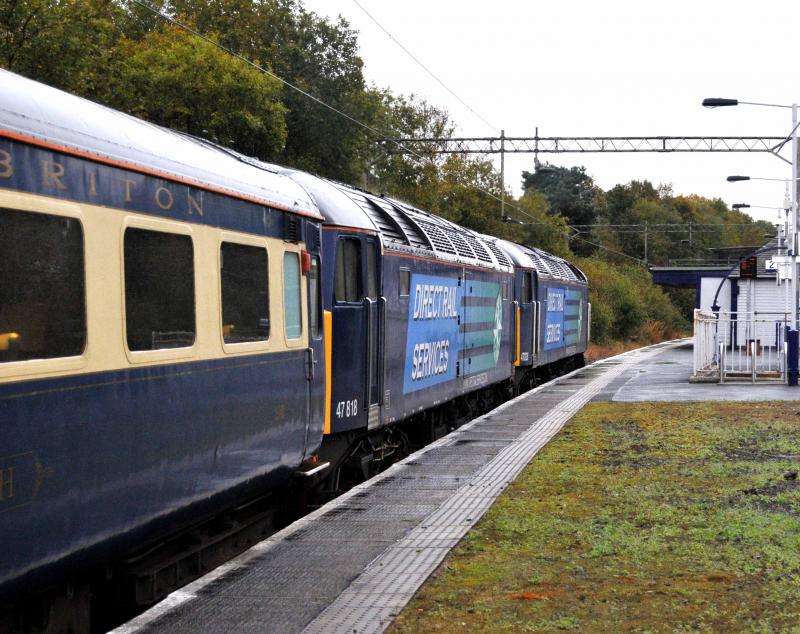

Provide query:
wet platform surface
left=594, top=340, right=800, bottom=402
left=114, top=339, right=798, bottom=634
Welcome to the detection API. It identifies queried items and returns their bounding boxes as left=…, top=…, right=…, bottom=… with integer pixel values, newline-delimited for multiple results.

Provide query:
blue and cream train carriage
left=0, top=68, right=588, bottom=624
left=0, top=70, right=328, bottom=609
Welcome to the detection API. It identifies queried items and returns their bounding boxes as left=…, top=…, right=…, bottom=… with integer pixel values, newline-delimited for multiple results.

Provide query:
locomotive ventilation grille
left=330, top=182, right=511, bottom=269
left=485, top=241, right=511, bottom=267
left=462, top=234, right=493, bottom=263
left=285, top=216, right=300, bottom=243
left=416, top=220, right=457, bottom=255
left=443, top=228, right=475, bottom=259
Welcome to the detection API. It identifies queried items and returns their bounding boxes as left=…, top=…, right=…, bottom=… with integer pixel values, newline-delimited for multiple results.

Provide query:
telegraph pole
left=500, top=129, right=506, bottom=221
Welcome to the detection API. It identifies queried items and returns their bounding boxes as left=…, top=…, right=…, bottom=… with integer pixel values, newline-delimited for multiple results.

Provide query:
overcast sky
left=304, top=0, right=800, bottom=224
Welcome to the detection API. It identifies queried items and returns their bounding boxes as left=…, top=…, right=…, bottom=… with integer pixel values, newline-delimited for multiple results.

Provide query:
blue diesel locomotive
left=0, top=69, right=587, bottom=627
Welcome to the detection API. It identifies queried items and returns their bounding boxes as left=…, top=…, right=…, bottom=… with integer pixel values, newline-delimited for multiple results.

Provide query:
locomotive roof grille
left=462, top=234, right=493, bottom=263
left=415, top=219, right=457, bottom=255
left=322, top=181, right=511, bottom=271
left=354, top=194, right=408, bottom=245
left=443, top=228, right=476, bottom=259
left=532, top=249, right=580, bottom=281
left=485, top=241, right=512, bottom=267
left=529, top=252, right=553, bottom=276
left=378, top=198, right=432, bottom=250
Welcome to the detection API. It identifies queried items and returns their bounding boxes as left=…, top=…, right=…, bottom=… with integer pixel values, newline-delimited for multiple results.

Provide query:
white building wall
left=735, top=278, right=787, bottom=348
left=700, top=277, right=730, bottom=312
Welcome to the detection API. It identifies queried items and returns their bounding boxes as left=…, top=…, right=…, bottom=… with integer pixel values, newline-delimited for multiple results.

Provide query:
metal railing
left=693, top=309, right=788, bottom=383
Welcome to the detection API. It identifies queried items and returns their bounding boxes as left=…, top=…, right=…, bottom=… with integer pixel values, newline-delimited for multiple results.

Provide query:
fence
left=693, top=309, right=788, bottom=383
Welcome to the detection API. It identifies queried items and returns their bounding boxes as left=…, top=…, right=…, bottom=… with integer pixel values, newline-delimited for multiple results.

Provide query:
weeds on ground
left=390, top=401, right=800, bottom=633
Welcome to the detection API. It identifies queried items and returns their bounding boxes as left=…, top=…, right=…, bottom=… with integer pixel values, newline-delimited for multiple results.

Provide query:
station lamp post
left=704, top=97, right=799, bottom=329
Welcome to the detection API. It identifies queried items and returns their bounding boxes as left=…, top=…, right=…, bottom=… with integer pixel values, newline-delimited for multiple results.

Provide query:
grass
left=390, top=401, right=800, bottom=633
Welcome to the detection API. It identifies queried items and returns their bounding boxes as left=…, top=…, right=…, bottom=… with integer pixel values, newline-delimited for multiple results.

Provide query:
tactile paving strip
left=113, top=340, right=682, bottom=634
left=302, top=342, right=681, bottom=634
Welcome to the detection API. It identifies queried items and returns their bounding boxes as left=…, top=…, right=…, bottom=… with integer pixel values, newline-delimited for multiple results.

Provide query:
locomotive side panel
left=380, top=253, right=514, bottom=425
left=537, top=279, right=589, bottom=365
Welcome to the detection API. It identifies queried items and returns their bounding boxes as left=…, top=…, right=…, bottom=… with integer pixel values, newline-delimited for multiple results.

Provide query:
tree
left=97, top=25, right=287, bottom=159
left=169, top=0, right=373, bottom=181
left=521, top=163, right=601, bottom=227
left=0, top=0, right=120, bottom=94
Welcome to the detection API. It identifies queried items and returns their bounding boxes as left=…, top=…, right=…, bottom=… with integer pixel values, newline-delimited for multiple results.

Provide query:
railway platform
left=113, top=338, right=795, bottom=634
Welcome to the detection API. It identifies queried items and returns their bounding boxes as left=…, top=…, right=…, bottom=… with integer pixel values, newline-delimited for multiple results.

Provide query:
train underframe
left=309, top=352, right=586, bottom=499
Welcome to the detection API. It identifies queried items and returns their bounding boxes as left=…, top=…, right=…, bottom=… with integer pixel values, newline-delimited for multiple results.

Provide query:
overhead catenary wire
left=350, top=0, right=500, bottom=135
left=122, top=0, right=678, bottom=265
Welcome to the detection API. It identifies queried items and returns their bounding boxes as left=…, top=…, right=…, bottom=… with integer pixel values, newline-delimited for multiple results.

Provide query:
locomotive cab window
left=221, top=242, right=269, bottom=344
left=284, top=252, right=302, bottom=340
left=124, top=228, right=195, bottom=351
left=0, top=207, right=86, bottom=363
left=335, top=237, right=362, bottom=303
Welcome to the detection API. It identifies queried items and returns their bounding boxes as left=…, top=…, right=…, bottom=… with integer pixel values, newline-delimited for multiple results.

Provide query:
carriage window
left=284, top=252, right=302, bottom=339
left=308, top=255, right=321, bottom=338
left=335, top=238, right=361, bottom=303
left=399, top=269, right=410, bottom=297
left=0, top=208, right=86, bottom=363
left=522, top=272, right=533, bottom=303
left=221, top=242, right=269, bottom=344
left=124, top=228, right=195, bottom=351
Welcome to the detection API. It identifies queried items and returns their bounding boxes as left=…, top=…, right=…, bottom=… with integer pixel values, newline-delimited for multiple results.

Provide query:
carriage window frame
left=283, top=250, right=303, bottom=341
left=122, top=217, right=197, bottom=364
left=219, top=239, right=270, bottom=348
left=0, top=204, right=88, bottom=374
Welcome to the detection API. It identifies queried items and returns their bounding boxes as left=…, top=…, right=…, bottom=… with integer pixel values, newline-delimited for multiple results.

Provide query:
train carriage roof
left=285, top=173, right=514, bottom=272
left=0, top=69, right=319, bottom=218
left=491, top=238, right=587, bottom=284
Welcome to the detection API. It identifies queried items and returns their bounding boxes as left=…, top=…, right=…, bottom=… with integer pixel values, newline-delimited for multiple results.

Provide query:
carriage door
left=331, top=234, right=381, bottom=433
left=304, top=221, right=325, bottom=450
left=519, top=271, right=535, bottom=364
left=363, top=238, right=382, bottom=429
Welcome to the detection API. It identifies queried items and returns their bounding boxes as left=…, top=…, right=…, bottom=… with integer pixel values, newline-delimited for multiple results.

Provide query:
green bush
left=576, top=258, right=687, bottom=344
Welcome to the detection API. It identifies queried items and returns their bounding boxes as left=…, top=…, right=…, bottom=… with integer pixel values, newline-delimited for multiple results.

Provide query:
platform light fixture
left=727, top=175, right=800, bottom=182
left=703, top=98, right=792, bottom=109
